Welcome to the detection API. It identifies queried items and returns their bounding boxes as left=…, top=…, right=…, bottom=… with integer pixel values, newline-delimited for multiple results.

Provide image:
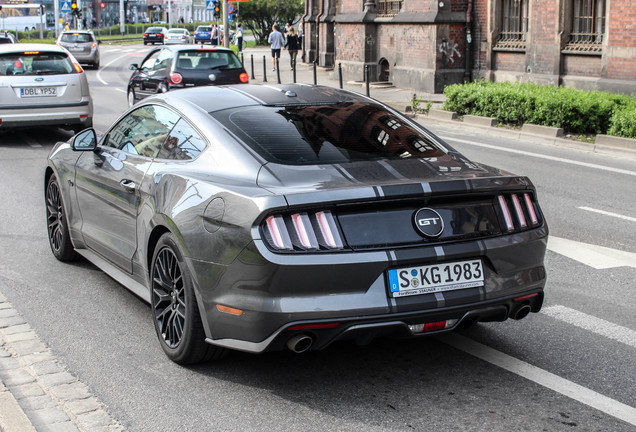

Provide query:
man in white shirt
left=236, top=23, right=244, bottom=52
left=268, top=24, right=285, bottom=71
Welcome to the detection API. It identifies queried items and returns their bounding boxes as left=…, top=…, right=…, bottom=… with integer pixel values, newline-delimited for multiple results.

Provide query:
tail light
left=194, top=31, right=198, bottom=35
left=143, top=33, right=148, bottom=37
left=497, top=193, right=540, bottom=232
left=170, top=72, right=182, bottom=84
left=409, top=319, right=457, bottom=333
left=91, top=42, right=96, bottom=48
left=239, top=72, right=249, bottom=83
left=262, top=210, right=345, bottom=252
left=72, top=61, right=83, bottom=73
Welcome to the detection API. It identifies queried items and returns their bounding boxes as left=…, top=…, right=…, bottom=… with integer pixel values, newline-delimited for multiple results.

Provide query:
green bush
left=442, top=81, right=636, bottom=138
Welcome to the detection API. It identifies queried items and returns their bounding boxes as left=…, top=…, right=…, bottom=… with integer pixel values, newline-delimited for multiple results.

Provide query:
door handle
left=120, top=179, right=136, bottom=193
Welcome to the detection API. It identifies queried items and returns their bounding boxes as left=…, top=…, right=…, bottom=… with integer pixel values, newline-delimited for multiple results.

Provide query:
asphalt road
left=0, top=44, right=634, bottom=431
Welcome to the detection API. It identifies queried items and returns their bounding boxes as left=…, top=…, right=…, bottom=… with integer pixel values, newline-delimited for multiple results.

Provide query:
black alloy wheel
left=150, top=233, right=226, bottom=364
left=45, top=174, right=76, bottom=262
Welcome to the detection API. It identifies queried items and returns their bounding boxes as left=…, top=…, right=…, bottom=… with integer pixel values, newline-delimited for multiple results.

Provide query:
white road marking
left=441, top=137, right=636, bottom=177
left=440, top=333, right=636, bottom=427
left=547, top=236, right=636, bottom=269
left=96, top=51, right=136, bottom=86
left=578, top=207, right=636, bottom=223
left=541, top=305, right=636, bottom=349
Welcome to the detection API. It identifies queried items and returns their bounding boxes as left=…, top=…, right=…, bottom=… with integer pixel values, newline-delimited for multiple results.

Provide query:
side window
left=141, top=50, right=160, bottom=70
left=155, top=49, right=173, bottom=70
left=102, top=105, right=180, bottom=158
left=156, top=119, right=206, bottom=160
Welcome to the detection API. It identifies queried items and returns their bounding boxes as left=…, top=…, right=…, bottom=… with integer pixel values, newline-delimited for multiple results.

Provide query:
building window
left=378, top=1, right=402, bottom=17
left=564, top=0, right=605, bottom=52
left=495, top=0, right=528, bottom=50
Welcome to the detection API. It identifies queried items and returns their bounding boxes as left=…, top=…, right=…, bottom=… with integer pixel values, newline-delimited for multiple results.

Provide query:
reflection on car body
left=44, top=84, right=548, bottom=365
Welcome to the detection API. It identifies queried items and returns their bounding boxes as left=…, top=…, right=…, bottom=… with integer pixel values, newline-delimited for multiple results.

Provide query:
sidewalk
left=0, top=291, right=124, bottom=432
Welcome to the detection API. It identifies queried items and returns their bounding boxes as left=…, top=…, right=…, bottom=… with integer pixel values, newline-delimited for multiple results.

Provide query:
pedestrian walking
left=211, top=24, right=219, bottom=45
left=236, top=23, right=244, bottom=52
left=284, top=28, right=300, bottom=70
left=268, top=24, right=285, bottom=71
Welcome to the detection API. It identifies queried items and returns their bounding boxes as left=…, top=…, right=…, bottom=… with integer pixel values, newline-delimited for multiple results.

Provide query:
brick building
left=302, top=0, right=636, bottom=94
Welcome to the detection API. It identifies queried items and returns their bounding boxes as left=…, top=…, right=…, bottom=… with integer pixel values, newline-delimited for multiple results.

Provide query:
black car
left=45, top=84, right=548, bottom=365
left=127, top=45, right=248, bottom=107
left=143, top=26, right=168, bottom=45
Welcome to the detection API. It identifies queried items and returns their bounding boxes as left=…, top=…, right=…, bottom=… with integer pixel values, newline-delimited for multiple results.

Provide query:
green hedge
left=442, top=81, right=636, bottom=139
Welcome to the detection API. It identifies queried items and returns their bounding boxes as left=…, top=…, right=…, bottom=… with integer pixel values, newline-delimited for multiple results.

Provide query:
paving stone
left=29, top=360, right=64, bottom=377
left=0, top=355, right=20, bottom=370
left=37, top=422, right=81, bottom=432
left=0, top=315, right=27, bottom=328
left=0, top=302, right=11, bottom=310
left=39, top=371, right=77, bottom=387
left=9, top=382, right=46, bottom=399
left=0, top=323, right=32, bottom=336
left=0, top=308, right=18, bottom=318
left=49, top=382, right=92, bottom=401
left=19, top=394, right=58, bottom=411
left=26, top=407, right=71, bottom=426
left=10, top=339, right=47, bottom=356
left=0, top=368, right=36, bottom=386
left=65, top=396, right=103, bottom=415
left=21, top=351, right=55, bottom=366
left=76, top=409, right=116, bottom=429
left=4, top=330, right=38, bottom=344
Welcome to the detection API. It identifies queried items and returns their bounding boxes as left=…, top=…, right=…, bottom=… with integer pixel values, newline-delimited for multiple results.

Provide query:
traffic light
left=213, top=1, right=220, bottom=20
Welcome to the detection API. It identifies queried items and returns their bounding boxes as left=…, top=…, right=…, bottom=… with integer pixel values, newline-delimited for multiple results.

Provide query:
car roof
left=158, top=45, right=234, bottom=53
left=152, top=84, right=371, bottom=114
left=0, top=43, right=70, bottom=55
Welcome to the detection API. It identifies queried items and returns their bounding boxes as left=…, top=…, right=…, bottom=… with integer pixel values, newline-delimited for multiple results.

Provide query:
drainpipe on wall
left=315, top=0, right=326, bottom=65
left=300, top=0, right=309, bottom=62
left=464, top=0, right=473, bottom=82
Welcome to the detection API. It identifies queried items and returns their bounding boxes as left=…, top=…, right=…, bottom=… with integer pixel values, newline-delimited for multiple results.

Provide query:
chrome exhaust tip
left=286, top=334, right=313, bottom=353
left=511, top=304, right=532, bottom=320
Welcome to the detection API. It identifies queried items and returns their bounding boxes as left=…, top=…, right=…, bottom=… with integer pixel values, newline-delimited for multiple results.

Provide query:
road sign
left=206, top=0, right=213, bottom=10
left=60, top=1, right=71, bottom=12
left=228, top=14, right=232, bottom=22
left=227, top=3, right=233, bottom=13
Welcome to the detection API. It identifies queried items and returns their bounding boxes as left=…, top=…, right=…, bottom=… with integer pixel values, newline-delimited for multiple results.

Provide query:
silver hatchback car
left=0, top=43, right=93, bottom=132
left=56, top=30, right=100, bottom=69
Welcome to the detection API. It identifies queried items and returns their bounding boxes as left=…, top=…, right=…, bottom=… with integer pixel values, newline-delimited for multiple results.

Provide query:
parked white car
left=164, top=28, right=193, bottom=45
left=0, top=43, right=93, bottom=132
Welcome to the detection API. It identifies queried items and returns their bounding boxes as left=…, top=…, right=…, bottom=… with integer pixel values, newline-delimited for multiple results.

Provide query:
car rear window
left=147, top=27, right=164, bottom=32
left=197, top=26, right=212, bottom=32
left=175, top=50, right=242, bottom=70
left=0, top=52, right=75, bottom=76
left=61, top=33, right=93, bottom=43
left=213, top=103, right=447, bottom=165
left=0, top=37, right=15, bottom=44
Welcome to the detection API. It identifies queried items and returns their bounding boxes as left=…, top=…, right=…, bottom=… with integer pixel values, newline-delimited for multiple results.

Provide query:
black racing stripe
left=393, top=293, right=439, bottom=313
left=380, top=183, right=425, bottom=198
left=429, top=180, right=470, bottom=194
left=442, top=287, right=483, bottom=307
left=391, top=246, right=438, bottom=263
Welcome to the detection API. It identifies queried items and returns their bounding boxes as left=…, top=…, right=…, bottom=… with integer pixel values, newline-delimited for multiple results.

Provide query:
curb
left=0, top=381, right=35, bottom=432
left=410, top=110, right=636, bottom=158
left=0, top=292, right=126, bottom=432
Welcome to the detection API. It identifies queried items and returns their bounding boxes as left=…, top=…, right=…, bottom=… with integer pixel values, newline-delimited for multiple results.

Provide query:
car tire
left=127, top=88, right=136, bottom=107
left=150, top=233, right=227, bottom=364
left=46, top=174, right=77, bottom=262
left=144, top=41, right=147, bottom=45
left=93, top=61, right=100, bottom=70
left=158, top=83, right=168, bottom=93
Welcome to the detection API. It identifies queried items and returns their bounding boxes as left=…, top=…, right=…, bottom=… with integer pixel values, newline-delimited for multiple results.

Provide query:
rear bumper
left=190, top=226, right=548, bottom=353
left=0, top=99, right=92, bottom=128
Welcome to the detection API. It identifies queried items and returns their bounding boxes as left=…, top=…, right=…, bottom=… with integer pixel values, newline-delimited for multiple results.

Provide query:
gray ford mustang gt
left=45, top=84, right=548, bottom=364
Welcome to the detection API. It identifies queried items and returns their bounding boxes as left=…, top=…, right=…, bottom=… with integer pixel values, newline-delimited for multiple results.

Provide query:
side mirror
left=72, top=128, right=97, bottom=151
left=129, top=63, right=139, bottom=70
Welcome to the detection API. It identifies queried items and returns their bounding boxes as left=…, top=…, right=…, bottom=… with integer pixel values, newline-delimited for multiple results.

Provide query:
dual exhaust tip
left=510, top=304, right=532, bottom=320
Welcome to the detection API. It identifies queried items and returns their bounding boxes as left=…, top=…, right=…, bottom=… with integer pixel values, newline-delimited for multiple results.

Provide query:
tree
left=236, top=0, right=304, bottom=45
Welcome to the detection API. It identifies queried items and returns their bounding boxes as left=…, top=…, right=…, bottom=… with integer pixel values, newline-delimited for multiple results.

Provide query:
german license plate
left=387, top=259, right=484, bottom=298
left=20, top=87, right=57, bottom=97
